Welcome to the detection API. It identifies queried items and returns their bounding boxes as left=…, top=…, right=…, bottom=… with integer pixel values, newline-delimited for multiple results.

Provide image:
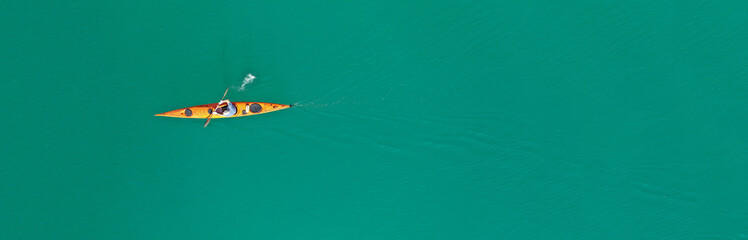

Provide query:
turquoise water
left=1, top=1, right=747, bottom=239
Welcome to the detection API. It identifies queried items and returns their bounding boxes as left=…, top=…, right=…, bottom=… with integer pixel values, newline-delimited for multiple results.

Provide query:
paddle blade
left=203, top=116, right=212, bottom=127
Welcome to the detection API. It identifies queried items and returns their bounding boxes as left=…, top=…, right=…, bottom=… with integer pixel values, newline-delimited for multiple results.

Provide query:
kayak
left=155, top=102, right=293, bottom=119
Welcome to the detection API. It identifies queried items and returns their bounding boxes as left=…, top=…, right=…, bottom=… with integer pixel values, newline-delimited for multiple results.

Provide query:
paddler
left=214, top=99, right=237, bottom=117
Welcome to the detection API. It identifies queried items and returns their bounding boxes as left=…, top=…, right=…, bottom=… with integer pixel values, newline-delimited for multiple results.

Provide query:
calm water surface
left=1, top=1, right=746, bottom=239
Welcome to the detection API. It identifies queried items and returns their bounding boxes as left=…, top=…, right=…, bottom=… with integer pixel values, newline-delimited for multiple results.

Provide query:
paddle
left=203, top=87, right=229, bottom=127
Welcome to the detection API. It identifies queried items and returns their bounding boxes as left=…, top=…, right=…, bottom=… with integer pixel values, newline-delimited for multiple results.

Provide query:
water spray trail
left=238, top=73, right=255, bottom=91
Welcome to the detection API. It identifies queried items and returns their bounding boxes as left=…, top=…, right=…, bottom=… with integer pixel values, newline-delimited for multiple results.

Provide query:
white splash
left=238, top=73, right=255, bottom=91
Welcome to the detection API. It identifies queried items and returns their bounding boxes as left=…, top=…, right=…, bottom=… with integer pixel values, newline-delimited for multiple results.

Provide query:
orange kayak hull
left=155, top=102, right=293, bottom=119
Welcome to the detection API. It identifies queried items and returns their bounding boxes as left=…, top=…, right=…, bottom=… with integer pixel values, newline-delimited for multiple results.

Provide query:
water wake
left=292, top=100, right=344, bottom=108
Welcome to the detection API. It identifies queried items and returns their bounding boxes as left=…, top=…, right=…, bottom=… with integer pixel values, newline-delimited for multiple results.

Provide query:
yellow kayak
left=155, top=102, right=293, bottom=119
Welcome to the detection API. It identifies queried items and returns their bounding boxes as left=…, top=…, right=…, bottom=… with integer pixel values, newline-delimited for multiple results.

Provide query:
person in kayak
left=214, top=99, right=237, bottom=117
